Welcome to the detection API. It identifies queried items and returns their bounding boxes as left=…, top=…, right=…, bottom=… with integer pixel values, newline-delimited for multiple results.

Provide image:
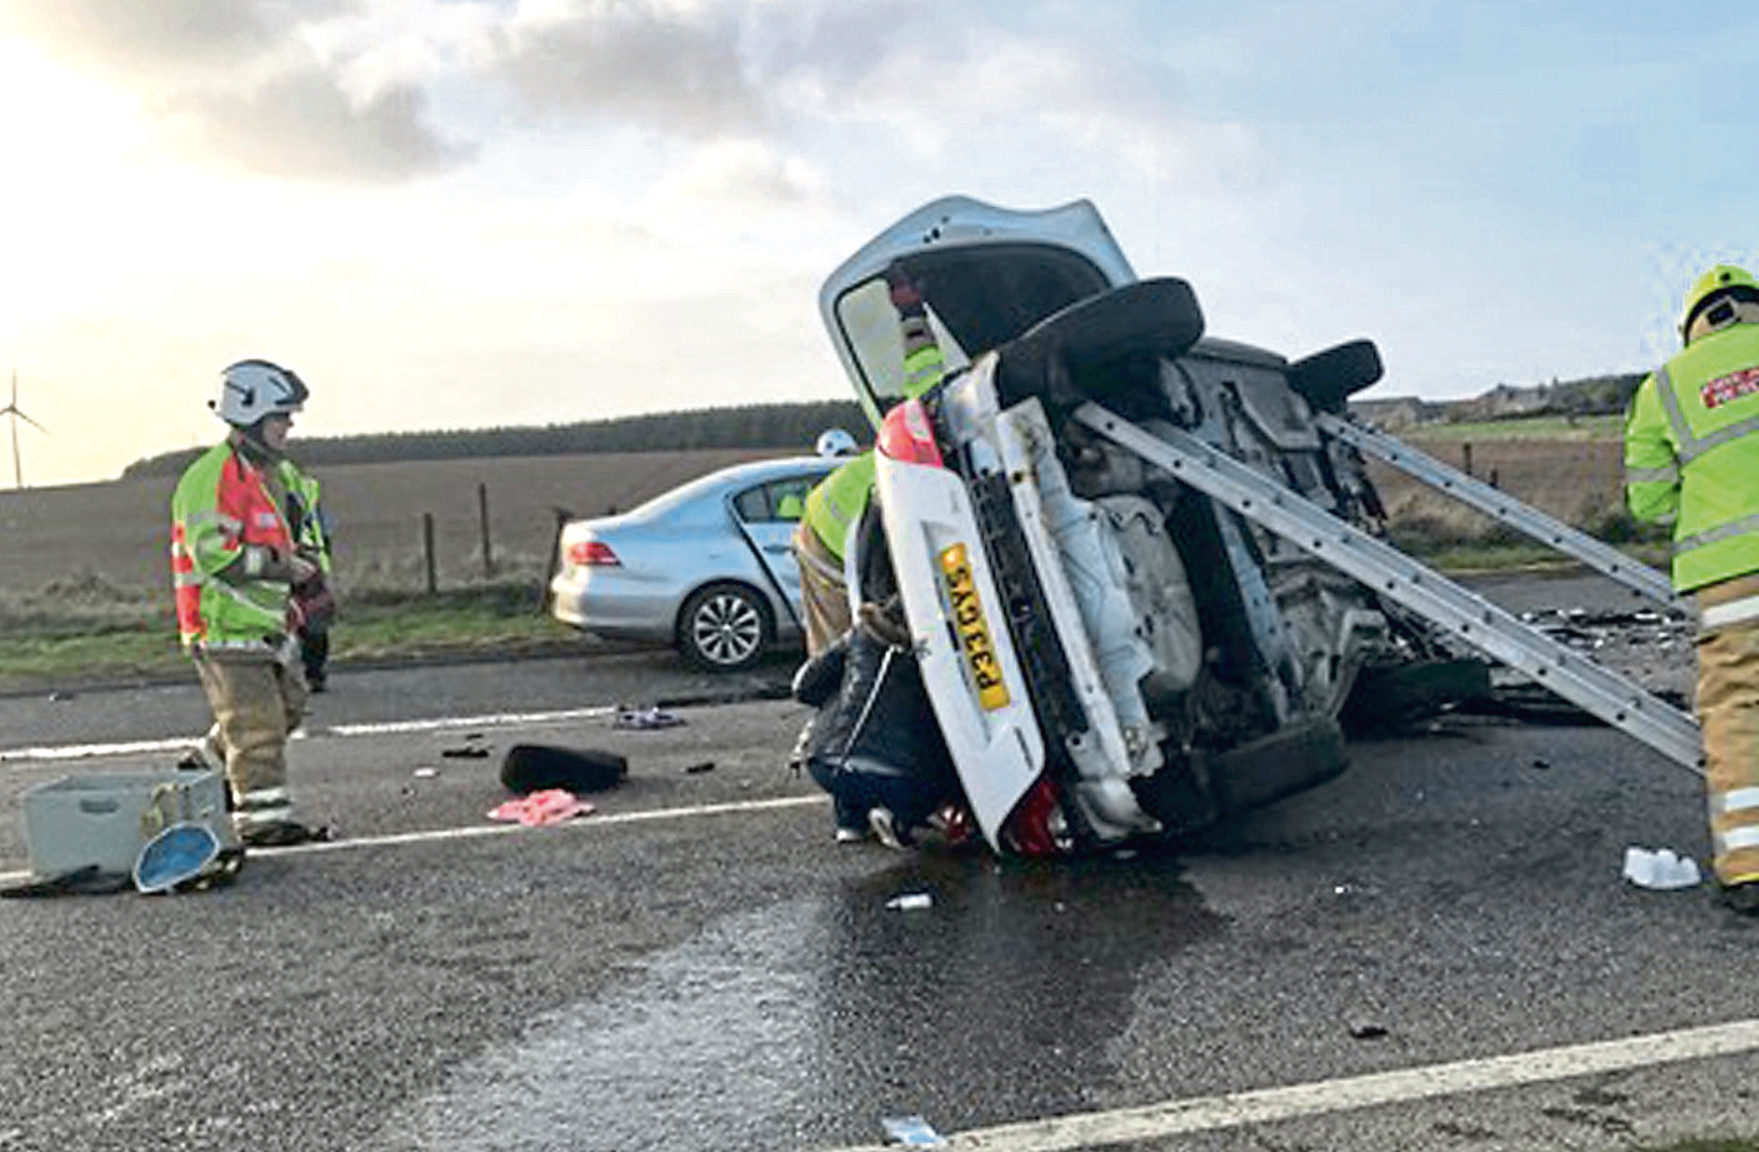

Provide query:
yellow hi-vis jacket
left=170, top=440, right=297, bottom=651
left=1625, top=321, right=1759, bottom=592
left=802, top=452, right=877, bottom=562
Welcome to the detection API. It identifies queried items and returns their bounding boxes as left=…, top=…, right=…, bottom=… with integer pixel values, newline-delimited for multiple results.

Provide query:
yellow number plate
left=939, top=543, right=1011, bottom=711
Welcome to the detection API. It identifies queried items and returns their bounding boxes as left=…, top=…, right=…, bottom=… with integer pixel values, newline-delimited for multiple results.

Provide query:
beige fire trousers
left=1696, top=571, right=1759, bottom=886
left=193, top=651, right=307, bottom=832
left=792, top=520, right=852, bottom=659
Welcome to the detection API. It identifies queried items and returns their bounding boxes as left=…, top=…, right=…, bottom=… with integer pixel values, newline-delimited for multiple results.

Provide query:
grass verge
left=0, top=579, right=597, bottom=695
left=0, top=528, right=1673, bottom=696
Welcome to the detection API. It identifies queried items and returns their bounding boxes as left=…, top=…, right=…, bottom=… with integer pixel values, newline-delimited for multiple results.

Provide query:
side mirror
left=1287, top=339, right=1383, bottom=413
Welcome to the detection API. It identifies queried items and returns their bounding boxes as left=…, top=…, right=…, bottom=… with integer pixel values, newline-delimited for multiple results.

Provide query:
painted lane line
left=0, top=736, right=196, bottom=764
left=324, top=706, right=615, bottom=737
left=0, top=794, right=828, bottom=884
left=821, top=1016, right=1759, bottom=1152
left=0, top=705, right=617, bottom=765
left=259, top=794, right=828, bottom=858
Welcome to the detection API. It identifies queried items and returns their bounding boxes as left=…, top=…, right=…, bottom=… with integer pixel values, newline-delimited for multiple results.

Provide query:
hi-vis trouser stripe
left=235, top=787, right=295, bottom=833
left=1696, top=572, right=1759, bottom=885
left=1702, top=592, right=1759, bottom=633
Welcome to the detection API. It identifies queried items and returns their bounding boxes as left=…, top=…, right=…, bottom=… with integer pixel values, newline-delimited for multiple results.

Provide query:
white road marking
left=0, top=705, right=617, bottom=765
left=24, top=702, right=1748, bottom=1145
left=324, top=706, right=616, bottom=737
left=0, top=793, right=829, bottom=885
left=820, top=1017, right=1759, bottom=1151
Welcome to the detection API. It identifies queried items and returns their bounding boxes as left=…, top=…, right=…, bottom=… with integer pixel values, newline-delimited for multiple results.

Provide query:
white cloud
left=160, top=65, right=475, bottom=180
left=8, top=0, right=1754, bottom=486
left=487, top=0, right=764, bottom=135
left=0, top=0, right=471, bottom=182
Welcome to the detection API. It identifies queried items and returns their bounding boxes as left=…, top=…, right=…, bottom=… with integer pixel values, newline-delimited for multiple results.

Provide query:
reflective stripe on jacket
left=171, top=440, right=295, bottom=649
left=1624, top=322, right=1759, bottom=591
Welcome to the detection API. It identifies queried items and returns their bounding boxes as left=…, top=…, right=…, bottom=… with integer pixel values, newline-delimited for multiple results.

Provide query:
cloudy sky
left=0, top=0, right=1752, bottom=487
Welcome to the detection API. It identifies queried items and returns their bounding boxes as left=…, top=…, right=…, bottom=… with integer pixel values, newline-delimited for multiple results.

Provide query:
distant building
left=1348, top=397, right=1442, bottom=430
left=1463, top=382, right=1553, bottom=421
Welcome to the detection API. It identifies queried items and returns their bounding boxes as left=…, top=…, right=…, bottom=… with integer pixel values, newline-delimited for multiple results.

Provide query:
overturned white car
left=808, top=196, right=1697, bottom=857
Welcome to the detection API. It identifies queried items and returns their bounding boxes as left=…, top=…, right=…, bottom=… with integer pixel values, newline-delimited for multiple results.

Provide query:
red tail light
left=878, top=397, right=944, bottom=467
left=1002, top=778, right=1063, bottom=858
left=566, top=539, right=620, bottom=567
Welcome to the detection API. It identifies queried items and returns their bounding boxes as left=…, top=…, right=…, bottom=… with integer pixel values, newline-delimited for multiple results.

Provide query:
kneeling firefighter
left=790, top=264, right=961, bottom=845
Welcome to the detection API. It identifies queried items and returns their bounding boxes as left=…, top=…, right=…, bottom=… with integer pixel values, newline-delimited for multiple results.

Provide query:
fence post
left=540, top=506, right=572, bottom=615
left=477, top=482, right=493, bottom=579
left=421, top=512, right=437, bottom=594
left=1461, top=442, right=1474, bottom=478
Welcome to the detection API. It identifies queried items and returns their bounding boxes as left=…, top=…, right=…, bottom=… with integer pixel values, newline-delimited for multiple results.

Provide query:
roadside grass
left=0, top=574, right=595, bottom=694
left=0, top=512, right=1672, bottom=694
left=1382, top=496, right=1670, bottom=576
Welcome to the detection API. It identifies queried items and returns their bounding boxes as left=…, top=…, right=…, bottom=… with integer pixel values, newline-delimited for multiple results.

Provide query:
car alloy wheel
left=680, top=583, right=768, bottom=671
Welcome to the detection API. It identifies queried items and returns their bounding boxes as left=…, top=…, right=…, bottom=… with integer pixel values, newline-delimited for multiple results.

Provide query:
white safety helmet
left=815, top=428, right=859, bottom=458
left=211, top=359, right=308, bottom=428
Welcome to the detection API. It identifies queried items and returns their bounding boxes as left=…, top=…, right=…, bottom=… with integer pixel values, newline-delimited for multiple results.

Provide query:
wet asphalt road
left=5, top=571, right=1759, bottom=1151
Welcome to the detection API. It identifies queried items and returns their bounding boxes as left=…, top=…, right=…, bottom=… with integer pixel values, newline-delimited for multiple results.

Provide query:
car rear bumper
left=874, top=453, right=1046, bottom=850
left=874, top=380, right=1168, bottom=848
left=548, top=569, right=676, bottom=644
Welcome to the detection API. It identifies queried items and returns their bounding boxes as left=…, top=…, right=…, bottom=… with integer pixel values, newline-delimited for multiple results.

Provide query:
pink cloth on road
left=487, top=789, right=595, bottom=827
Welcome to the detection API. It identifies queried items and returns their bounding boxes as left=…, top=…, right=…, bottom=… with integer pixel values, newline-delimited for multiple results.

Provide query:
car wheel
left=678, top=583, right=770, bottom=672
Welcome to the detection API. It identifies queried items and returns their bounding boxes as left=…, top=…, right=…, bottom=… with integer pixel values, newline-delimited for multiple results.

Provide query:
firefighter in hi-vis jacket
left=171, top=359, right=327, bottom=847
left=1625, top=264, right=1759, bottom=911
left=792, top=264, right=946, bottom=658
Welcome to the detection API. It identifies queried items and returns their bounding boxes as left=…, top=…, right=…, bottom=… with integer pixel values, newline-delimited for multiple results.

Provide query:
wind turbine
left=0, top=368, right=47, bottom=490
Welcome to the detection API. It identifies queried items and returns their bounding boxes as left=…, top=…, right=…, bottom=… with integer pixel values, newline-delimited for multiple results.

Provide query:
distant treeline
left=123, top=399, right=871, bottom=478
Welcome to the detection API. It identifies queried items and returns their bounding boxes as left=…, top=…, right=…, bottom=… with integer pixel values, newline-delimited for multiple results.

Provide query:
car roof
left=611, top=454, right=841, bottom=522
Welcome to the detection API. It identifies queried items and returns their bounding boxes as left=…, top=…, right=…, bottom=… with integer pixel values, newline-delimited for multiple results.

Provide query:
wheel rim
left=691, top=591, right=763, bottom=666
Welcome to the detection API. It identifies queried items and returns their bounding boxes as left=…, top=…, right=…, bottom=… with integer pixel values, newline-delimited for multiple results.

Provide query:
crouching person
left=792, top=597, right=960, bottom=847
left=171, top=359, right=327, bottom=847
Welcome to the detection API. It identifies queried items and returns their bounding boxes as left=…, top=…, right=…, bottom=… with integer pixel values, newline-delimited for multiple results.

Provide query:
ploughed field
left=0, top=448, right=780, bottom=599
left=1368, top=436, right=1626, bottom=529
left=0, top=434, right=1626, bottom=602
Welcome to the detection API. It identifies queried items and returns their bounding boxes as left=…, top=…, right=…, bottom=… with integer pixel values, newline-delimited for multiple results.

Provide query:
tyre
left=678, top=582, right=771, bottom=672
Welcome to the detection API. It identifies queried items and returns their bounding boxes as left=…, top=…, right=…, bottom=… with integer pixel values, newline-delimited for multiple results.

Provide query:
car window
left=734, top=474, right=823, bottom=524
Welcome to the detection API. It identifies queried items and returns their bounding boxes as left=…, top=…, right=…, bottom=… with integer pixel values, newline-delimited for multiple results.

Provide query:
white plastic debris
left=885, top=892, right=933, bottom=911
left=412, top=767, right=438, bottom=779
left=881, top=1115, right=947, bottom=1146
left=1622, top=846, right=1702, bottom=890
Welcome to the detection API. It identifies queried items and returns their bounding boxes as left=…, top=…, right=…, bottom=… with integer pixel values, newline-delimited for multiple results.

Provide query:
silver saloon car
left=549, top=456, right=842, bottom=671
